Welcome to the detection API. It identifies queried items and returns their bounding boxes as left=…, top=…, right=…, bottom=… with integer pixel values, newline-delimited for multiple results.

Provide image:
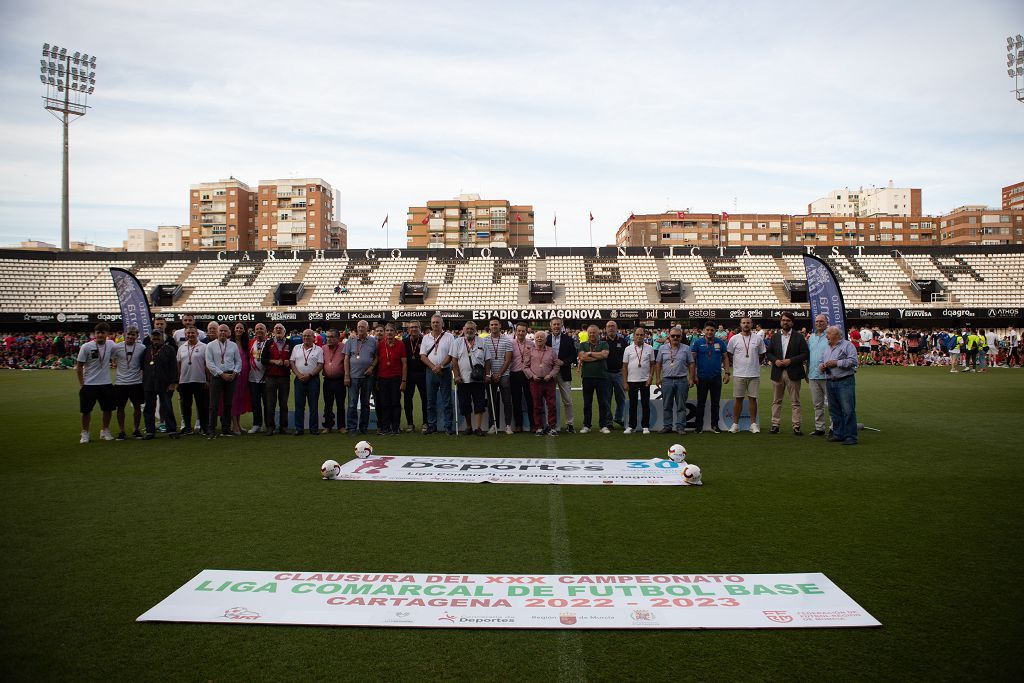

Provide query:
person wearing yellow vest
left=965, top=330, right=983, bottom=372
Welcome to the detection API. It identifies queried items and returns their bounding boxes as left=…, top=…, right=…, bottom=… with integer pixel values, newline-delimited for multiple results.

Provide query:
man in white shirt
left=76, top=322, right=117, bottom=444
left=985, top=329, right=1000, bottom=365
left=112, top=326, right=145, bottom=440
left=858, top=326, right=873, bottom=354
left=205, top=323, right=242, bottom=438
left=420, top=314, right=455, bottom=435
left=621, top=326, right=656, bottom=434
left=176, top=326, right=209, bottom=435
left=483, top=318, right=514, bottom=434
left=726, top=316, right=767, bottom=433
left=172, top=313, right=206, bottom=345
left=291, top=328, right=324, bottom=435
left=451, top=320, right=489, bottom=435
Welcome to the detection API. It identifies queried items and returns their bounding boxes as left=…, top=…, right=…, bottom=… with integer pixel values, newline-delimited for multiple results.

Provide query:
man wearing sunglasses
left=654, top=326, right=695, bottom=434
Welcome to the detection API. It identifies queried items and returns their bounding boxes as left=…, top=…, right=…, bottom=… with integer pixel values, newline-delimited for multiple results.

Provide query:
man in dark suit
left=141, top=330, right=179, bottom=439
left=545, top=317, right=577, bottom=434
left=765, top=311, right=809, bottom=435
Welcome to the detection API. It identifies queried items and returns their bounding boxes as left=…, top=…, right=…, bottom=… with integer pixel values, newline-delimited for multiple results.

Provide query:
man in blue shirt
left=806, top=314, right=831, bottom=436
left=654, top=326, right=695, bottom=434
left=691, top=322, right=730, bottom=433
left=819, top=326, right=859, bottom=446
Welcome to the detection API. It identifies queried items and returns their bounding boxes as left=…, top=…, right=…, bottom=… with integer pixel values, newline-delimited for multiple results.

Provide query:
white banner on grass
left=335, top=455, right=688, bottom=485
left=137, top=570, right=881, bottom=629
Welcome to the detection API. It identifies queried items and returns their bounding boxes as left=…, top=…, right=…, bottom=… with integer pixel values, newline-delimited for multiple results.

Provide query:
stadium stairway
left=775, top=257, right=795, bottom=280
left=645, top=282, right=662, bottom=304
left=169, top=262, right=199, bottom=307
left=656, top=258, right=673, bottom=281
left=771, top=282, right=792, bottom=303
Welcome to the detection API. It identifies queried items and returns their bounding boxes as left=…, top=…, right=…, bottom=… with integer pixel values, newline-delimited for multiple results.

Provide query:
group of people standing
left=73, top=311, right=862, bottom=446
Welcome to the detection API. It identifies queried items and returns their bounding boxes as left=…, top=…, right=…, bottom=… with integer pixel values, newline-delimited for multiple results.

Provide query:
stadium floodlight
left=38, top=43, right=98, bottom=251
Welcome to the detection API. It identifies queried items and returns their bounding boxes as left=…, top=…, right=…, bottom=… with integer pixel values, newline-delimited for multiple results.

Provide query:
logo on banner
left=222, top=607, right=261, bottom=621
left=560, top=613, right=577, bottom=625
left=353, top=456, right=395, bottom=474
left=438, top=611, right=456, bottom=623
left=762, top=610, right=794, bottom=623
left=630, top=609, right=655, bottom=622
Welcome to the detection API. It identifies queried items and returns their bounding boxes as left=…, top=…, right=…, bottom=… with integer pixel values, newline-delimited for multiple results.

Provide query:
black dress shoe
left=827, top=436, right=844, bottom=442
left=793, top=428, right=803, bottom=436
left=811, top=430, right=826, bottom=436
left=769, top=426, right=780, bottom=434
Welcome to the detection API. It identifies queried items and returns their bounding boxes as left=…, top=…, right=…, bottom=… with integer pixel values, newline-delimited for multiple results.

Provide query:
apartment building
left=256, top=178, right=336, bottom=251
left=406, top=194, right=534, bottom=249
left=185, top=178, right=257, bottom=251
left=617, top=209, right=1023, bottom=248
left=1002, top=181, right=1024, bottom=211
left=126, top=228, right=157, bottom=252
left=939, top=206, right=1024, bottom=246
left=809, top=183, right=921, bottom=217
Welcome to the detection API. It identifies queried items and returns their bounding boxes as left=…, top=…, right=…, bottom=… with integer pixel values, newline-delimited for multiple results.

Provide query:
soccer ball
left=321, top=459, right=341, bottom=480
left=667, top=444, right=687, bottom=463
left=682, top=463, right=702, bottom=486
left=354, top=440, right=374, bottom=459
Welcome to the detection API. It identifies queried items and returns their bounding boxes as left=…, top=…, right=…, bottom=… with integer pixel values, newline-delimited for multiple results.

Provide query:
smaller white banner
left=137, top=570, right=881, bottom=629
left=336, top=455, right=688, bottom=485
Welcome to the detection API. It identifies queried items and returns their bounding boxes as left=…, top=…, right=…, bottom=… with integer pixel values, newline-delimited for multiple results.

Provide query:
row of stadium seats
left=4, top=252, right=1024, bottom=312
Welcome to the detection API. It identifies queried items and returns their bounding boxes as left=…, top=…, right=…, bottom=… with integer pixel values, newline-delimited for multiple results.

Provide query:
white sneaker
left=642, top=428, right=651, bottom=434
left=488, top=425, right=498, bottom=435
left=504, top=425, right=513, bottom=435
left=750, top=423, right=760, bottom=434
left=623, top=427, right=633, bottom=434
left=600, top=427, right=611, bottom=434
left=579, top=426, right=591, bottom=434
left=728, top=423, right=740, bottom=433
left=100, top=429, right=114, bottom=441
left=80, top=430, right=90, bottom=444
left=247, top=425, right=261, bottom=434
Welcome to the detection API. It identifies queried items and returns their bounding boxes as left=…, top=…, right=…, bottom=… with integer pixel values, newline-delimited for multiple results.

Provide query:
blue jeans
left=825, top=376, right=857, bottom=443
left=346, top=376, right=372, bottom=432
left=293, top=376, right=321, bottom=432
left=661, top=377, right=689, bottom=430
left=425, top=368, right=454, bottom=432
left=603, top=370, right=626, bottom=423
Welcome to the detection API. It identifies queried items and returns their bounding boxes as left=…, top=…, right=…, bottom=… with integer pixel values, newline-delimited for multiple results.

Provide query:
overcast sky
left=0, top=0, right=1022, bottom=249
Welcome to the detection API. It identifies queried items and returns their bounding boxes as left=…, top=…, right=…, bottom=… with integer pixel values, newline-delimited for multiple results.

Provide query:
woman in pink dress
left=230, top=322, right=252, bottom=433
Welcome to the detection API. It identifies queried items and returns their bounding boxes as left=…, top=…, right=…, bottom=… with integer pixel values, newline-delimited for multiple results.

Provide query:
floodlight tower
left=1007, top=34, right=1024, bottom=104
left=39, top=44, right=98, bottom=251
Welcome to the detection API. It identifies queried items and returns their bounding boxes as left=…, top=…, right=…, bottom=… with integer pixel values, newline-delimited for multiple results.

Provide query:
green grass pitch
left=1, top=367, right=1021, bottom=681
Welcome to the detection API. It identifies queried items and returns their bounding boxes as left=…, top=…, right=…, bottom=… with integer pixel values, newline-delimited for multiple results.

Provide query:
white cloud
left=0, top=0, right=1022, bottom=248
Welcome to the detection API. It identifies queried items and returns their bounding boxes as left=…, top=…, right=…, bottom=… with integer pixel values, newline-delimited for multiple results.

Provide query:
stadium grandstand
left=2, top=245, right=1022, bottom=330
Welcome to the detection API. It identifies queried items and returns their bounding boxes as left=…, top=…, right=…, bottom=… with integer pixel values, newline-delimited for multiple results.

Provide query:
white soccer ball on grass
left=354, top=440, right=374, bottom=459
left=682, top=463, right=702, bottom=486
left=321, top=459, right=341, bottom=480
left=667, top=443, right=687, bottom=463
